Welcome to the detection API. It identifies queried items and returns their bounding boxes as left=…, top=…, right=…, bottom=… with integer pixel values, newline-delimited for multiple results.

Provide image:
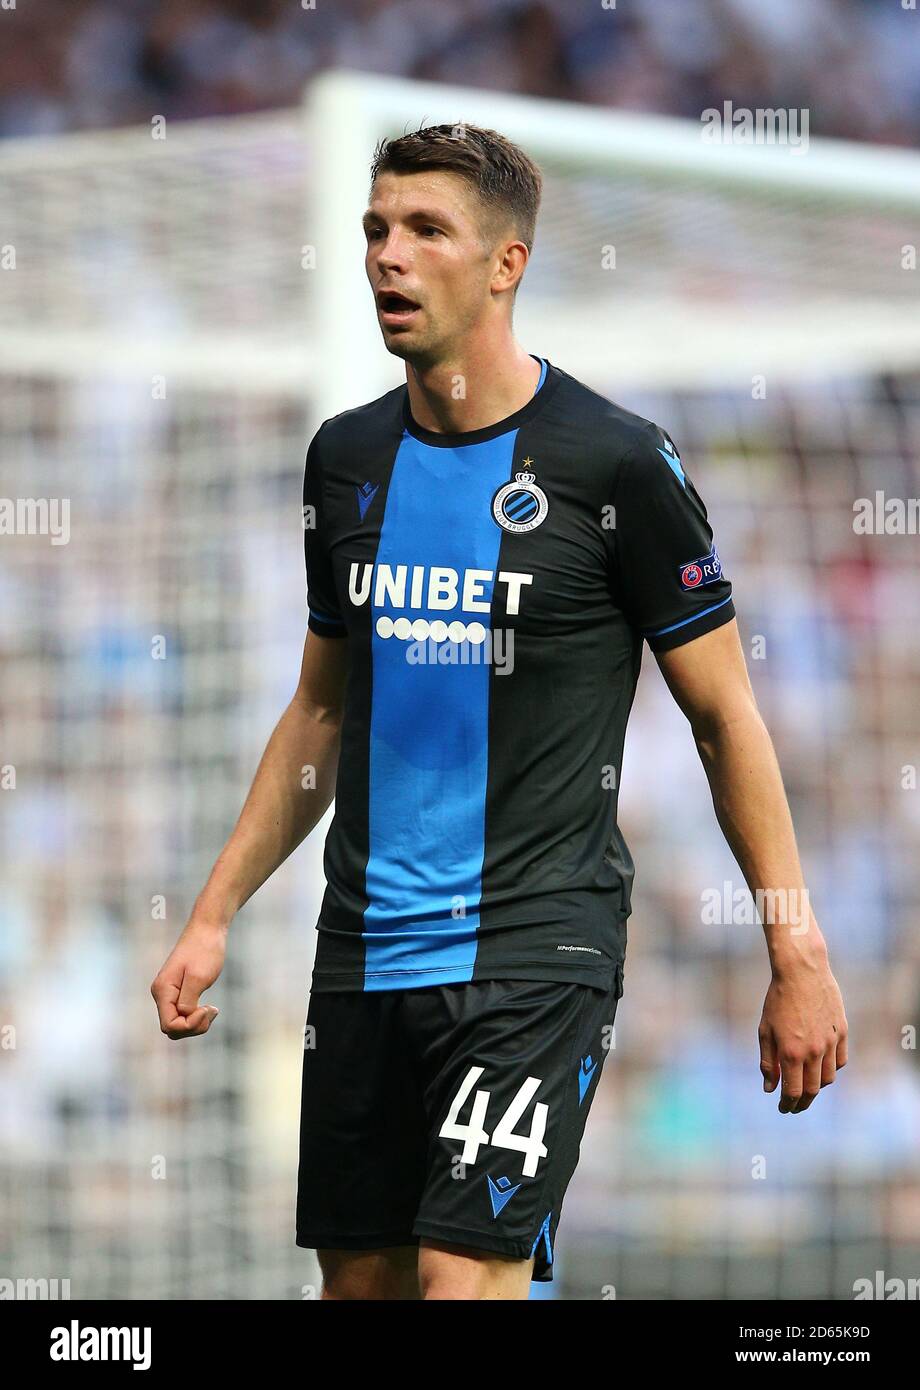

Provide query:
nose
left=374, top=229, right=409, bottom=276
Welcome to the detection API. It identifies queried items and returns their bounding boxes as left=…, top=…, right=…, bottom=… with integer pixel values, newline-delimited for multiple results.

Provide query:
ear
left=492, top=238, right=529, bottom=299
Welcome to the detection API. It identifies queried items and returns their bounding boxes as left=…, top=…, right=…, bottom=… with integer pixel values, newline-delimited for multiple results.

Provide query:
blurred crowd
left=1, top=0, right=919, bottom=1302
left=2, top=367, right=919, bottom=1297
left=1, top=0, right=918, bottom=147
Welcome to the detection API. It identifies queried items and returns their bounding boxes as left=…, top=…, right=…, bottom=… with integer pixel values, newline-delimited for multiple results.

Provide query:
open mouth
left=377, top=290, right=421, bottom=322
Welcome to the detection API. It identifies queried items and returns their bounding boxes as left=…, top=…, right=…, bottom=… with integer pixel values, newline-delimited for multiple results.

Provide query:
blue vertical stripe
left=362, top=430, right=517, bottom=988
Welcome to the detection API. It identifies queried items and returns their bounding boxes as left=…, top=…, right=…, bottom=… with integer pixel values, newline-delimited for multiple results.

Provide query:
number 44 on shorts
left=439, top=1066, right=548, bottom=1178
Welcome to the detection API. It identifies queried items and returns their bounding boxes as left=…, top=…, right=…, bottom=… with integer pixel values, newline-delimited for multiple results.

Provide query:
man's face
left=363, top=170, right=499, bottom=366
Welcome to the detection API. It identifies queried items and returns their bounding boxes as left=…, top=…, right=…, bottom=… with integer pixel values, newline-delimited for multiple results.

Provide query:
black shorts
left=295, top=949, right=625, bottom=1283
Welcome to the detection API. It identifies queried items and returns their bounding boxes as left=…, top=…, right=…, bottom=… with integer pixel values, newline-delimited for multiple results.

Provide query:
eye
left=420, top=225, right=442, bottom=237
left=365, top=225, right=384, bottom=241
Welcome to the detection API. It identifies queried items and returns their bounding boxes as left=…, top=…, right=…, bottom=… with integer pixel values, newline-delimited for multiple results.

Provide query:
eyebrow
left=362, top=207, right=456, bottom=230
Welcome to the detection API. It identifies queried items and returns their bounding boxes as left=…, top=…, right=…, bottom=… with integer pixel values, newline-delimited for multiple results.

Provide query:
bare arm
left=151, top=630, right=348, bottom=1039
left=195, top=630, right=347, bottom=923
left=655, top=618, right=848, bottom=1112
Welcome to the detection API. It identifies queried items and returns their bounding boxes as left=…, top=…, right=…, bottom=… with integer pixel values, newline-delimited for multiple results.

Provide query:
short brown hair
left=369, top=123, right=543, bottom=256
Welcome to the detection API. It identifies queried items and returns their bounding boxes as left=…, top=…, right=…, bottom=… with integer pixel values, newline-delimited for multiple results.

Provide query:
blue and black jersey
left=303, top=358, right=734, bottom=993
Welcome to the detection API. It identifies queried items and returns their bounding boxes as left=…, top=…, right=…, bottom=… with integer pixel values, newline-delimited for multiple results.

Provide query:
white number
left=439, top=1065, right=490, bottom=1166
left=439, top=1067, right=549, bottom=1176
left=491, top=1075, right=548, bottom=1177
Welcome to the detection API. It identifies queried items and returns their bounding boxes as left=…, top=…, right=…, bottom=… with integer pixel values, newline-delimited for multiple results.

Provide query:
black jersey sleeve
left=610, top=424, right=735, bottom=652
left=303, top=426, right=347, bottom=638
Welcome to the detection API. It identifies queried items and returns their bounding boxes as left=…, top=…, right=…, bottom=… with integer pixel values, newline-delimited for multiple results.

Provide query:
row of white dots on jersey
left=375, top=616, right=488, bottom=643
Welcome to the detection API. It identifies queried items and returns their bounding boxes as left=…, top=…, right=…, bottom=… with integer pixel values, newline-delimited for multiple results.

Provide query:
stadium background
left=2, top=0, right=919, bottom=1301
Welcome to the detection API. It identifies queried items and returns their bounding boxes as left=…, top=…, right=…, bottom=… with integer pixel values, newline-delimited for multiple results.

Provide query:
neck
left=404, top=327, right=541, bottom=436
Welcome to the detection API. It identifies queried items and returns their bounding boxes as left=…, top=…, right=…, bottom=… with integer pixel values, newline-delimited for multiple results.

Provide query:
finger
left=759, top=1027, right=780, bottom=1093
left=163, top=1015, right=195, bottom=1039
left=163, top=1005, right=219, bottom=1041
left=820, top=1048, right=837, bottom=1088
left=778, top=1058, right=803, bottom=1114
left=835, top=1028, right=848, bottom=1070
left=152, top=978, right=183, bottom=1034
left=177, top=971, right=205, bottom=1017
left=184, top=1004, right=219, bottom=1031
left=792, top=1056, right=823, bottom=1113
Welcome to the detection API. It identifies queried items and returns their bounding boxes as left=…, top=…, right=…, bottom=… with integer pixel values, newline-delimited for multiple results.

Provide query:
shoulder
left=546, top=364, right=678, bottom=483
left=312, top=384, right=406, bottom=464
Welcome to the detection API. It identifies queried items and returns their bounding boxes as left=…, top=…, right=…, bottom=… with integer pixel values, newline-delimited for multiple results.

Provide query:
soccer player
left=151, top=125, right=848, bottom=1301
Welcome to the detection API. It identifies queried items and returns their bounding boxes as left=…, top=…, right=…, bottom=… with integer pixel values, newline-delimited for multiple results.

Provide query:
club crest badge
left=492, top=464, right=548, bottom=533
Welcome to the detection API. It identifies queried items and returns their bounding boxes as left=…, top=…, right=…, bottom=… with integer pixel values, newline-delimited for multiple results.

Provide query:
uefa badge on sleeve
left=679, top=545, right=722, bottom=589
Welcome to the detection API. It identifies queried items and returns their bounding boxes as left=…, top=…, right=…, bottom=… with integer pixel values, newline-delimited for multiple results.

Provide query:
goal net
left=1, top=71, right=918, bottom=1300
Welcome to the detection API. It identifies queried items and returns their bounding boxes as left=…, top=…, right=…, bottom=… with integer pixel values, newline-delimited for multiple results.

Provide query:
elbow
left=690, top=691, right=763, bottom=748
left=301, top=697, right=345, bottom=729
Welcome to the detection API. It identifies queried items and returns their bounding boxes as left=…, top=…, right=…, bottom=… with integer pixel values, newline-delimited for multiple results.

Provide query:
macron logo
left=355, top=480, right=379, bottom=520
left=487, top=1174, right=522, bottom=1219
left=578, top=1055, right=598, bottom=1104
left=657, top=441, right=686, bottom=488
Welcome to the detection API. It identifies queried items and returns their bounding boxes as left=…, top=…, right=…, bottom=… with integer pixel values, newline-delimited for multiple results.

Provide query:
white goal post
left=308, top=70, right=920, bottom=416
left=1, top=70, right=918, bottom=410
